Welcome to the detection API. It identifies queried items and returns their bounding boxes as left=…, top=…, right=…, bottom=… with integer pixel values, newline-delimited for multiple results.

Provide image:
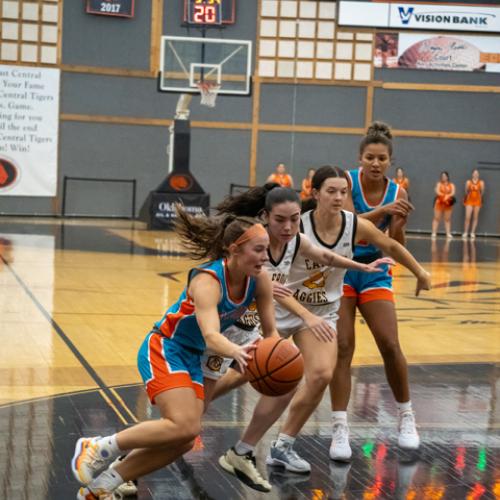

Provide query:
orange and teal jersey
left=153, top=258, right=257, bottom=353
left=348, top=168, right=399, bottom=259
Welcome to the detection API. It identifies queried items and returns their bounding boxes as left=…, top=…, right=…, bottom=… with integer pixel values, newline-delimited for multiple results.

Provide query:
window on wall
left=0, top=0, right=60, bottom=65
left=258, top=0, right=374, bottom=82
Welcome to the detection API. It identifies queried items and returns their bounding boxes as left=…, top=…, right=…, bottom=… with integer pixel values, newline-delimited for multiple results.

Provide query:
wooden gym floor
left=0, top=217, right=498, bottom=499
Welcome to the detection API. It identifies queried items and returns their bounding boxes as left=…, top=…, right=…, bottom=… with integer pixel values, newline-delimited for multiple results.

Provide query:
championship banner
left=0, top=65, right=60, bottom=197
left=375, top=33, right=500, bottom=73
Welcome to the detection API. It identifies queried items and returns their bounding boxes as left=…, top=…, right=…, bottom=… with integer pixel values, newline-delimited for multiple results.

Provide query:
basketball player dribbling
left=329, top=122, right=430, bottom=462
left=70, top=208, right=280, bottom=499
left=111, top=185, right=389, bottom=496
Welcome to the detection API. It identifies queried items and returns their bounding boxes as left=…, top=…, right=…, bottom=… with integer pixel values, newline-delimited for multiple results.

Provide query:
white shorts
left=276, top=301, right=340, bottom=338
left=201, top=325, right=261, bottom=380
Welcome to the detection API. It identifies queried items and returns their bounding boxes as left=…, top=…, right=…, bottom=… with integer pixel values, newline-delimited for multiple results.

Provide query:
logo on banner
left=399, top=7, right=414, bottom=25
left=397, top=5, right=493, bottom=27
left=169, top=174, right=192, bottom=192
left=0, top=157, right=20, bottom=191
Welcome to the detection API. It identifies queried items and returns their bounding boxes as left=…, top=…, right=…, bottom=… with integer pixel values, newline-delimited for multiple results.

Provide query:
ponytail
left=175, top=206, right=259, bottom=260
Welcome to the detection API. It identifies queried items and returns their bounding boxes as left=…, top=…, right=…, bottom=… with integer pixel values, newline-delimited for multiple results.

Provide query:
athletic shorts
left=137, top=332, right=204, bottom=403
left=201, top=325, right=261, bottom=380
left=343, top=263, right=394, bottom=305
left=276, top=302, right=339, bottom=338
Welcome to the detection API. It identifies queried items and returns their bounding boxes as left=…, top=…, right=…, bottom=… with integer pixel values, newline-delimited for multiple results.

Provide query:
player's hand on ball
left=232, top=342, right=257, bottom=373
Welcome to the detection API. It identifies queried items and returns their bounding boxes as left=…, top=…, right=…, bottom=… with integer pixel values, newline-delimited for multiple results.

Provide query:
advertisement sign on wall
left=0, top=65, right=60, bottom=197
left=339, top=1, right=500, bottom=33
left=375, top=33, right=500, bottom=73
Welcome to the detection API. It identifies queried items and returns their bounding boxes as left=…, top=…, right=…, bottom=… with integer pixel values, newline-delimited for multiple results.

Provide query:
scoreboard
left=338, top=0, right=500, bottom=33
left=184, top=0, right=236, bottom=26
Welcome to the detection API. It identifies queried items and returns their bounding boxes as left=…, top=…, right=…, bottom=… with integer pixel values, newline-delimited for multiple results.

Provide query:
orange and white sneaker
left=72, top=437, right=109, bottom=485
left=77, top=486, right=122, bottom=500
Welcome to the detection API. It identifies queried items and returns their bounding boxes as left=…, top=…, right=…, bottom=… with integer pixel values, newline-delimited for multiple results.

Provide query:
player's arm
left=449, top=183, right=456, bottom=197
left=254, top=272, right=280, bottom=339
left=355, top=218, right=431, bottom=296
left=435, top=182, right=442, bottom=196
left=347, top=175, right=412, bottom=222
left=190, top=274, right=254, bottom=370
left=299, top=233, right=392, bottom=273
left=388, top=187, right=409, bottom=245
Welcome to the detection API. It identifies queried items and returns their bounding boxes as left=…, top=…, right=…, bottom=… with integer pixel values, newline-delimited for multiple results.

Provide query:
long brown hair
left=174, top=206, right=259, bottom=260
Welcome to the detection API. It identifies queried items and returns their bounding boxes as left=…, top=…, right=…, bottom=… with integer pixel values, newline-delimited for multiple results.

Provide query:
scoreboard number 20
left=184, top=0, right=236, bottom=26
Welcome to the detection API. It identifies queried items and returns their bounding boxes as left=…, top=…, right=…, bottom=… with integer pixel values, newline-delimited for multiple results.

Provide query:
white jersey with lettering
left=276, top=209, right=357, bottom=336
left=202, top=234, right=301, bottom=380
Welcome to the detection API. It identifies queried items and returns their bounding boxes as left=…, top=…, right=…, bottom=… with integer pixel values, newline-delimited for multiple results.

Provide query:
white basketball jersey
left=286, top=210, right=356, bottom=307
left=233, top=234, right=301, bottom=330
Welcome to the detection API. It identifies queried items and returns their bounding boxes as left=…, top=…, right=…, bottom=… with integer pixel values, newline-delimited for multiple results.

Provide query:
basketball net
left=196, top=81, right=220, bottom=108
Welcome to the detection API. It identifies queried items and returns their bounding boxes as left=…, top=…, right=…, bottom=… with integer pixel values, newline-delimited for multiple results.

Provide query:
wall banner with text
left=0, top=65, right=61, bottom=197
left=374, top=33, right=500, bottom=73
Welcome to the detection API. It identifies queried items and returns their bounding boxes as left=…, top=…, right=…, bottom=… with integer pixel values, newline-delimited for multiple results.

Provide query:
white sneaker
left=398, top=411, right=420, bottom=450
left=431, top=233, right=437, bottom=240
left=329, top=423, right=352, bottom=462
left=446, top=233, right=453, bottom=239
left=462, top=233, right=468, bottom=239
left=266, top=440, right=311, bottom=473
left=470, top=233, right=476, bottom=240
left=219, top=448, right=272, bottom=492
left=72, top=437, right=109, bottom=486
left=111, top=457, right=138, bottom=497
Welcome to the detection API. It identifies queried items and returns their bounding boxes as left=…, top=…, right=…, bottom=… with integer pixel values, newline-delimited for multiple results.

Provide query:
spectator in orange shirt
left=432, top=171, right=456, bottom=239
left=267, top=163, right=294, bottom=188
left=300, top=168, right=315, bottom=200
left=462, top=169, right=485, bottom=240
left=393, top=167, right=410, bottom=193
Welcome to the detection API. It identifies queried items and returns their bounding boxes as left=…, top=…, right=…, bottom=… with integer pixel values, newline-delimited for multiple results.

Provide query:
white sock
left=90, top=468, right=124, bottom=492
left=96, top=434, right=122, bottom=461
left=331, top=411, right=348, bottom=425
left=276, top=433, right=295, bottom=447
left=234, top=440, right=255, bottom=456
left=397, top=401, right=413, bottom=414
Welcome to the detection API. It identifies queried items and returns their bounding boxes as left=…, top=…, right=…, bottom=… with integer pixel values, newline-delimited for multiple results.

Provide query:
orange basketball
left=245, top=337, right=304, bottom=396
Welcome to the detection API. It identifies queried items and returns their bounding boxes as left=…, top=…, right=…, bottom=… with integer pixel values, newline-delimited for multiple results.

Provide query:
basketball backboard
left=159, top=36, right=252, bottom=95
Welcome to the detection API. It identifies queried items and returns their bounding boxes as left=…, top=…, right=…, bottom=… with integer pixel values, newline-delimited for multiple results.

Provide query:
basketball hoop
left=196, top=81, right=220, bottom=108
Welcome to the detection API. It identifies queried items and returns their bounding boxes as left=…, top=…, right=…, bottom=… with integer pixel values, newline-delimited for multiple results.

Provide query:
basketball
left=245, top=337, right=304, bottom=396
